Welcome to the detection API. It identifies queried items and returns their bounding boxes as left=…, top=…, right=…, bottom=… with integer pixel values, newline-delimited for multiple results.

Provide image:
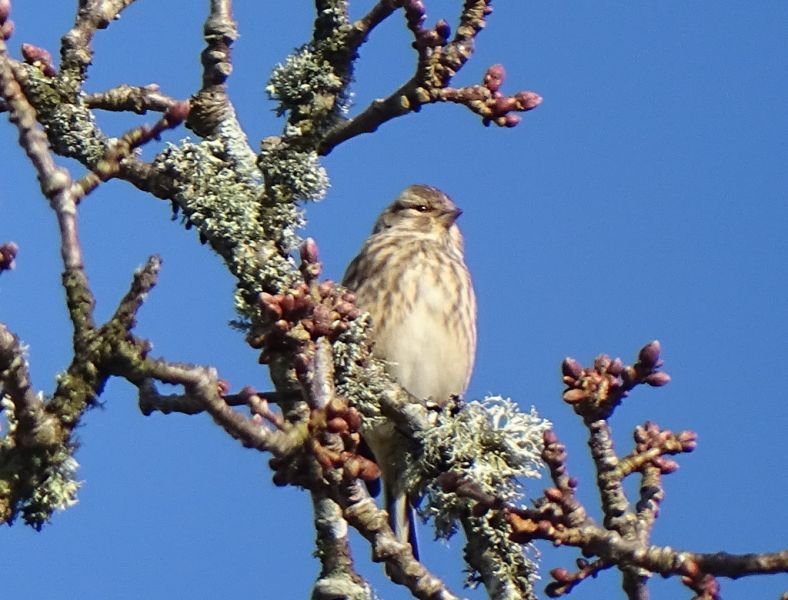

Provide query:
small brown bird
left=342, top=184, right=477, bottom=557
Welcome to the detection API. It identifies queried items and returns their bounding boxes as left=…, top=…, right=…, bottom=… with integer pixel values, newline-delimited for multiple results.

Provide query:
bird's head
left=373, top=185, right=463, bottom=241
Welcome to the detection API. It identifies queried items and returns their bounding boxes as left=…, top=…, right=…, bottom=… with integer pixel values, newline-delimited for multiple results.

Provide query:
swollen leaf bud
left=645, top=372, right=671, bottom=387
left=638, top=340, right=662, bottom=370
left=561, top=357, right=583, bottom=379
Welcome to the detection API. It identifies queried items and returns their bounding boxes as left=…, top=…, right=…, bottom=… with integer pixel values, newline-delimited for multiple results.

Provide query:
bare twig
left=348, top=0, right=398, bottom=48
left=0, top=49, right=83, bottom=271
left=135, top=364, right=296, bottom=455
left=71, top=101, right=189, bottom=202
left=60, top=0, right=137, bottom=78
left=318, top=1, right=541, bottom=154
left=138, top=384, right=298, bottom=417
left=340, top=479, right=460, bottom=600
left=84, top=84, right=181, bottom=114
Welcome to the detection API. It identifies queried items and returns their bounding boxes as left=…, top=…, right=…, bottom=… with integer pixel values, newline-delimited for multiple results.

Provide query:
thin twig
left=60, top=0, right=138, bottom=79
left=349, top=0, right=399, bottom=48
left=0, top=44, right=83, bottom=271
left=84, top=84, right=180, bottom=114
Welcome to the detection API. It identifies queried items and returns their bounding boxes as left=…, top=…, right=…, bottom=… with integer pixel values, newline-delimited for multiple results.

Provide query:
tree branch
left=84, top=84, right=181, bottom=114
left=60, top=0, right=137, bottom=79
left=318, top=1, right=541, bottom=154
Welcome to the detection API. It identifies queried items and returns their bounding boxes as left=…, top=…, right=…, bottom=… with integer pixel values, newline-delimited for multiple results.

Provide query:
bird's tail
left=385, top=485, right=419, bottom=560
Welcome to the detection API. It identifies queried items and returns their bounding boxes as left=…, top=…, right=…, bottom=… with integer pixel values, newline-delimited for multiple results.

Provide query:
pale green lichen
left=415, top=397, right=550, bottom=594
left=1, top=394, right=81, bottom=528
left=1, top=395, right=17, bottom=439
left=333, top=316, right=392, bottom=425
left=152, top=138, right=302, bottom=315
left=267, top=46, right=349, bottom=121
left=20, top=64, right=109, bottom=166
left=416, top=397, right=549, bottom=534
left=24, top=453, right=81, bottom=527
left=259, top=140, right=330, bottom=203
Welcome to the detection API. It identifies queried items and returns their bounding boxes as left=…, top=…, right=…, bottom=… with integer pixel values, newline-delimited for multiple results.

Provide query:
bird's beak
left=439, top=207, right=462, bottom=226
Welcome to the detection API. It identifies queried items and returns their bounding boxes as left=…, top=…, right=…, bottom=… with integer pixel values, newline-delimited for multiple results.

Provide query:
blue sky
left=1, top=2, right=786, bottom=599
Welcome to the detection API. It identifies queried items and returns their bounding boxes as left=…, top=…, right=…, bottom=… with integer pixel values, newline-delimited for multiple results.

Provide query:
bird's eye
left=415, top=205, right=429, bottom=212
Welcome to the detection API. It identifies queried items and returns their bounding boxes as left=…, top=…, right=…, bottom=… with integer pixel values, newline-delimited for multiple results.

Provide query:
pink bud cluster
left=633, top=421, right=698, bottom=474
left=401, top=0, right=453, bottom=50
left=250, top=239, right=360, bottom=369
left=561, top=340, right=671, bottom=419
left=268, top=393, right=379, bottom=487
left=481, top=64, right=542, bottom=127
left=21, top=43, right=56, bottom=77
left=312, top=396, right=379, bottom=479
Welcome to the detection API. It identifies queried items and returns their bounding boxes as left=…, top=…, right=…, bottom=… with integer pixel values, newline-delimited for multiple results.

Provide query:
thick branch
left=187, top=0, right=239, bottom=138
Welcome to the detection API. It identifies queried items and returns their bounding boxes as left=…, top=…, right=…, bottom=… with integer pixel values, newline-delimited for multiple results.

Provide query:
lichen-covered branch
left=15, top=2, right=760, bottom=599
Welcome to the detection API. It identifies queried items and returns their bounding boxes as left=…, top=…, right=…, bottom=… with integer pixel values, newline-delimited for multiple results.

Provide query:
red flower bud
left=0, top=0, right=11, bottom=22
left=561, top=357, right=583, bottom=379
left=544, top=487, right=563, bottom=502
left=483, top=64, right=506, bottom=92
left=503, top=114, right=521, bottom=128
left=0, top=19, right=13, bottom=41
left=562, top=388, right=586, bottom=403
left=607, top=357, right=624, bottom=376
left=515, top=91, right=543, bottom=111
left=300, top=237, right=320, bottom=265
left=326, top=417, right=349, bottom=434
left=434, top=18, right=451, bottom=41
left=543, top=429, right=558, bottom=445
left=645, top=372, right=671, bottom=387
left=21, top=43, right=56, bottom=76
left=638, top=340, right=661, bottom=370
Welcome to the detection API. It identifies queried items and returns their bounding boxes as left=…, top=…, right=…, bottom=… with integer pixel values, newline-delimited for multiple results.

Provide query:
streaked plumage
left=342, top=184, right=477, bottom=557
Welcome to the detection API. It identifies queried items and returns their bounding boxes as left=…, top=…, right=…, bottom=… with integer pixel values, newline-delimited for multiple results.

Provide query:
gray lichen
left=152, top=138, right=302, bottom=316
left=259, top=135, right=330, bottom=203
left=0, top=395, right=81, bottom=528
left=267, top=46, right=349, bottom=123
left=417, top=397, right=549, bottom=595
left=24, top=452, right=81, bottom=527
left=333, top=315, right=392, bottom=424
